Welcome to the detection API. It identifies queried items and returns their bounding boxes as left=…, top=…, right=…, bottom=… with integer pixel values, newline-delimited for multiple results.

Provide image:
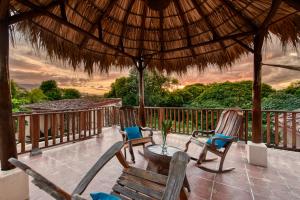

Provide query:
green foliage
left=105, top=69, right=174, bottom=106
left=191, top=81, right=274, bottom=109
left=27, top=88, right=47, bottom=103
left=262, top=92, right=300, bottom=111
left=40, top=80, right=62, bottom=100
left=10, top=80, right=81, bottom=112
left=282, top=81, right=300, bottom=97
left=62, top=88, right=81, bottom=99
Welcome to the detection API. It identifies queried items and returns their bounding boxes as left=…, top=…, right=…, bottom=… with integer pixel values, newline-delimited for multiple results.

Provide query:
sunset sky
left=9, top=35, right=300, bottom=95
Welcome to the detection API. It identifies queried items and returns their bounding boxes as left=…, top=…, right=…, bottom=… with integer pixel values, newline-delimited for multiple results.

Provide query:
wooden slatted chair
left=9, top=141, right=190, bottom=200
left=119, top=106, right=155, bottom=163
left=184, top=108, right=243, bottom=173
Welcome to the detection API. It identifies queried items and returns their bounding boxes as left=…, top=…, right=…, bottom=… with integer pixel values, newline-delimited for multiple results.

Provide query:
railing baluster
left=283, top=112, right=287, bottom=148
left=206, top=110, right=208, bottom=131
left=191, top=109, right=194, bottom=132
left=93, top=110, right=96, bottom=135
left=182, top=109, right=185, bottom=134
left=173, top=109, right=176, bottom=133
left=245, top=111, right=248, bottom=143
left=18, top=116, right=25, bottom=153
left=52, top=114, right=57, bottom=145
left=195, top=110, right=198, bottom=131
left=44, top=114, right=49, bottom=147
left=201, top=110, right=203, bottom=130
left=178, top=109, right=181, bottom=133
left=60, top=113, right=64, bottom=143
left=31, top=114, right=40, bottom=155
left=186, top=110, right=189, bottom=134
left=292, top=113, right=297, bottom=149
left=211, top=110, right=214, bottom=130
left=72, top=112, right=76, bottom=140
left=66, top=113, right=70, bottom=141
left=275, top=112, right=279, bottom=146
left=266, top=112, right=271, bottom=146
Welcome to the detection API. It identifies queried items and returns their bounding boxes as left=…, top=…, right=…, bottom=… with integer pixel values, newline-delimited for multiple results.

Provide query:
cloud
left=8, top=35, right=300, bottom=95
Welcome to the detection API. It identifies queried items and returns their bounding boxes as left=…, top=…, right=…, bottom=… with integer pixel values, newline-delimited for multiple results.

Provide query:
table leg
left=184, top=175, right=191, bottom=192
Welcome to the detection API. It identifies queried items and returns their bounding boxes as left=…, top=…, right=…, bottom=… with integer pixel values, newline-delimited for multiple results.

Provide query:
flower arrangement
left=161, top=120, right=172, bottom=154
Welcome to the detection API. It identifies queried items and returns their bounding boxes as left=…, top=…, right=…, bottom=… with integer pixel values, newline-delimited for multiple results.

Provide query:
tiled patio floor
left=19, top=127, right=300, bottom=200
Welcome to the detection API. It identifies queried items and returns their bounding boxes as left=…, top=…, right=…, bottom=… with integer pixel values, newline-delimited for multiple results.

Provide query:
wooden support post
left=252, top=0, right=282, bottom=143
left=0, top=0, right=18, bottom=170
left=31, top=115, right=42, bottom=156
left=136, top=59, right=146, bottom=127
left=252, top=32, right=264, bottom=143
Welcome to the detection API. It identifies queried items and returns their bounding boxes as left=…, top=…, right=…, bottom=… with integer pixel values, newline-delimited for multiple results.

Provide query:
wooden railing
left=14, top=106, right=300, bottom=154
left=114, top=107, right=300, bottom=151
left=12, top=106, right=118, bottom=155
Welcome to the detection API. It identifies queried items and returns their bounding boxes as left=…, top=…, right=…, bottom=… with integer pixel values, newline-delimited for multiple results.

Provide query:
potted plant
left=161, top=120, right=172, bottom=154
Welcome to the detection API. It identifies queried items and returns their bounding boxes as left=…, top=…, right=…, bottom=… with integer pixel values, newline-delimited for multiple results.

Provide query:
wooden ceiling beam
left=263, top=63, right=300, bottom=71
left=191, top=0, right=226, bottom=50
left=59, top=0, right=67, bottom=21
left=8, top=0, right=61, bottom=25
left=138, top=4, right=147, bottom=58
left=284, top=0, right=300, bottom=11
left=233, top=38, right=254, bottom=53
left=78, top=0, right=117, bottom=49
left=221, top=0, right=258, bottom=30
left=118, top=0, right=135, bottom=53
left=15, top=0, right=134, bottom=59
left=159, top=10, right=164, bottom=60
left=173, top=0, right=197, bottom=58
left=143, top=30, right=255, bottom=57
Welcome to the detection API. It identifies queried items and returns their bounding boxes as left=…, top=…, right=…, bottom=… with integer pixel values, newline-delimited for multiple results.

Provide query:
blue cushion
left=90, top=192, right=121, bottom=200
left=206, top=134, right=233, bottom=149
left=124, top=126, right=142, bottom=140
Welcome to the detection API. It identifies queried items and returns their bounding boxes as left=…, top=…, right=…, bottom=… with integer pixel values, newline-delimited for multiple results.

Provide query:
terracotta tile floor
left=19, top=127, right=300, bottom=200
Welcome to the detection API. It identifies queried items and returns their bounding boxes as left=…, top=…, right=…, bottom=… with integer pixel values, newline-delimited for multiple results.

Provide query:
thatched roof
left=9, top=0, right=300, bottom=73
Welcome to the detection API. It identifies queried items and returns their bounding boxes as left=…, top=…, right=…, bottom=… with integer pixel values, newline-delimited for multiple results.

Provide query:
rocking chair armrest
left=72, top=141, right=124, bottom=195
left=9, top=158, right=72, bottom=200
left=192, top=130, right=215, bottom=137
left=211, top=137, right=235, bottom=149
left=72, top=194, right=87, bottom=200
left=140, top=127, right=154, bottom=137
left=162, top=152, right=190, bottom=200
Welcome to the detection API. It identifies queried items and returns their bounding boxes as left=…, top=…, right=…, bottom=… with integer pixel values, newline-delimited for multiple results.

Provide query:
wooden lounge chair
left=119, top=106, right=155, bottom=163
left=184, top=108, right=243, bottom=173
left=9, top=141, right=190, bottom=200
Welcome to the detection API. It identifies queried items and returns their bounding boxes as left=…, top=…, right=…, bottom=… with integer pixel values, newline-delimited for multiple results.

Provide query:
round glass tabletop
left=147, top=145, right=181, bottom=157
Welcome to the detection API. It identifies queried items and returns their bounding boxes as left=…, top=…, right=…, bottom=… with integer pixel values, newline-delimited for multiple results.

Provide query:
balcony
left=12, top=106, right=300, bottom=199
left=18, top=127, right=300, bottom=200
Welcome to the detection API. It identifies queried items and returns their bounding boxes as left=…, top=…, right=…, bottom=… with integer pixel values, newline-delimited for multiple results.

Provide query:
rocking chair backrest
left=214, top=108, right=243, bottom=137
left=119, top=106, right=140, bottom=131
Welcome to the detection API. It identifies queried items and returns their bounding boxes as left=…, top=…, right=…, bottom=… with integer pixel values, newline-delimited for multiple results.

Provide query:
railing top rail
left=12, top=106, right=114, bottom=117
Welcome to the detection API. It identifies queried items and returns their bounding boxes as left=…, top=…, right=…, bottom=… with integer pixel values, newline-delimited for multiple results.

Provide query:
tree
left=191, top=81, right=274, bottom=109
left=262, top=92, right=300, bottom=111
left=27, top=88, right=47, bottom=103
left=62, top=88, right=81, bottom=99
left=105, top=69, right=175, bottom=107
left=283, top=81, right=300, bottom=97
left=40, top=80, right=62, bottom=100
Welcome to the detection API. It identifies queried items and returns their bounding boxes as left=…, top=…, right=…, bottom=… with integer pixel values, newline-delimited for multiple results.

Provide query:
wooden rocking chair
left=119, top=106, right=155, bottom=163
left=184, top=108, right=243, bottom=173
left=9, top=141, right=190, bottom=200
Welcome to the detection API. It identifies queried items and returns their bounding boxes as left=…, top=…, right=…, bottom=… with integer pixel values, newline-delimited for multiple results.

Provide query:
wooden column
left=0, top=0, right=18, bottom=170
left=137, top=59, right=146, bottom=127
left=252, top=0, right=282, bottom=144
left=252, top=33, right=264, bottom=143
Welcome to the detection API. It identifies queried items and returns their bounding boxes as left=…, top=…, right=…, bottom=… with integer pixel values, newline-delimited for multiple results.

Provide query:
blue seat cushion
left=206, top=134, right=233, bottom=149
left=124, top=126, right=142, bottom=140
left=90, top=192, right=121, bottom=200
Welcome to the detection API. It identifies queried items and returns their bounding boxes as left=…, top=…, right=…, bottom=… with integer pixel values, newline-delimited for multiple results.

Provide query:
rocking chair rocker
left=185, top=108, right=243, bottom=173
